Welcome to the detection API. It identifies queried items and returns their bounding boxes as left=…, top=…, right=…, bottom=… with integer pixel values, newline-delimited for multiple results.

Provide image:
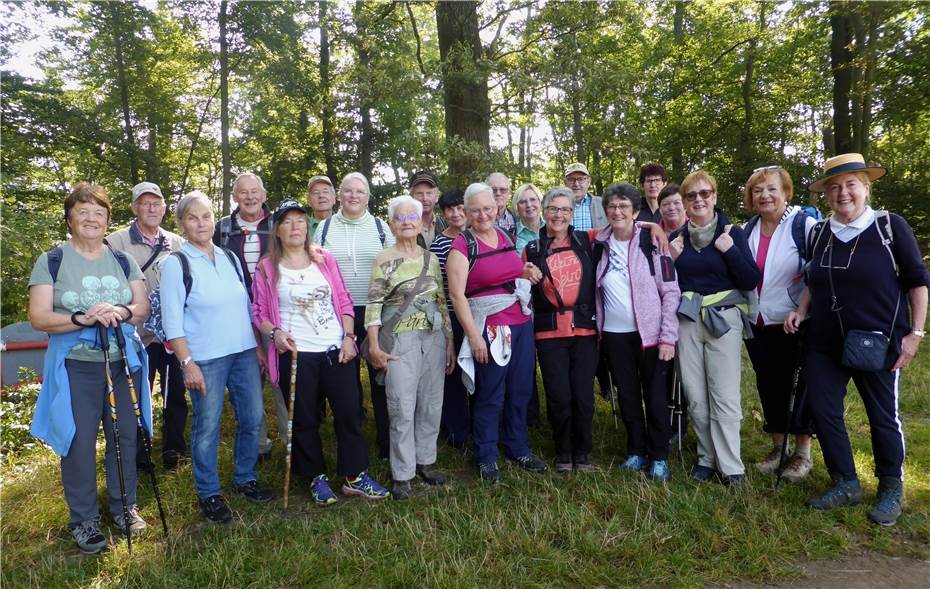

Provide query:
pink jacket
left=593, top=225, right=680, bottom=348
left=251, top=250, right=355, bottom=384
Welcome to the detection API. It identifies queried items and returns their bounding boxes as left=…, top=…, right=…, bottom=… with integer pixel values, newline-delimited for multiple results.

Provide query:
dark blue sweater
left=671, top=208, right=761, bottom=295
left=807, top=212, right=929, bottom=363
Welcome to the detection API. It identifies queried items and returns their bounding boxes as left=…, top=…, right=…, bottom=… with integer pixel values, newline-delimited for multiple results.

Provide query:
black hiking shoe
left=868, top=478, right=903, bottom=526
left=478, top=462, right=502, bottom=484
left=235, top=480, right=275, bottom=503
left=417, top=464, right=447, bottom=486
left=807, top=478, right=863, bottom=510
left=509, top=453, right=548, bottom=473
left=199, top=495, right=233, bottom=524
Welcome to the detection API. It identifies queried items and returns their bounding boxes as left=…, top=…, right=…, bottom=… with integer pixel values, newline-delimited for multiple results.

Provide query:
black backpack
left=47, top=242, right=131, bottom=282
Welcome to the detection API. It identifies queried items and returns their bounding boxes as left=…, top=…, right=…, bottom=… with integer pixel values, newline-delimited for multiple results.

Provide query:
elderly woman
left=252, top=200, right=389, bottom=505
left=657, top=183, right=686, bottom=235
left=366, top=195, right=454, bottom=499
left=446, top=183, right=546, bottom=483
left=29, top=183, right=150, bottom=553
left=786, top=153, right=928, bottom=526
left=669, top=170, right=761, bottom=486
left=512, top=183, right=544, bottom=254
left=161, top=191, right=273, bottom=524
left=741, top=167, right=817, bottom=482
left=522, top=187, right=599, bottom=472
left=315, top=172, right=395, bottom=460
left=591, top=184, right=680, bottom=480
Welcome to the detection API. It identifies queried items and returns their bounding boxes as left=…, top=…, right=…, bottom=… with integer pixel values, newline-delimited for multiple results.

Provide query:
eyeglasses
left=468, top=206, right=497, bottom=216
left=606, top=202, right=633, bottom=212
left=545, top=206, right=573, bottom=216
left=752, top=165, right=783, bottom=173
left=393, top=213, right=420, bottom=223
left=643, top=178, right=664, bottom=185
left=309, top=190, right=330, bottom=198
left=684, top=189, right=714, bottom=202
left=137, top=201, right=165, bottom=210
left=566, top=176, right=589, bottom=186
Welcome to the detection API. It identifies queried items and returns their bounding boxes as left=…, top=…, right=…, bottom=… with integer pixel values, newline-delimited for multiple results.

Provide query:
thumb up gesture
left=669, top=235, right=685, bottom=261
left=715, top=224, right=734, bottom=253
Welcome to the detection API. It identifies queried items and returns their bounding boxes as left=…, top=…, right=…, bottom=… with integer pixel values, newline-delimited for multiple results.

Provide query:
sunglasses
left=684, top=189, right=715, bottom=202
left=393, top=213, right=421, bottom=223
left=752, top=165, right=783, bottom=173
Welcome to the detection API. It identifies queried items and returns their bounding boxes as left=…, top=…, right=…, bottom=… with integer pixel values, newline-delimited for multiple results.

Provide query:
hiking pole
left=98, top=323, right=133, bottom=555
left=671, top=368, right=684, bottom=459
left=775, top=321, right=807, bottom=491
left=114, top=322, right=168, bottom=539
left=282, top=350, right=298, bottom=509
left=606, top=366, right=619, bottom=430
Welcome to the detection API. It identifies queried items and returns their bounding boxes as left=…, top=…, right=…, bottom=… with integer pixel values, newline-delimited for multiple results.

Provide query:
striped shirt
left=313, top=211, right=395, bottom=305
left=429, top=232, right=455, bottom=312
left=237, top=217, right=262, bottom=279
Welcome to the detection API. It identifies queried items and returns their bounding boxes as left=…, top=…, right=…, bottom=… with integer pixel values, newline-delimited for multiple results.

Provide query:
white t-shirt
left=238, top=218, right=263, bottom=278
left=601, top=235, right=637, bottom=333
left=277, top=264, right=344, bottom=353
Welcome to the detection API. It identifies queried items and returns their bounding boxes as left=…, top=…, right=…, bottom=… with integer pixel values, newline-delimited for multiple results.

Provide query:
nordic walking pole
left=776, top=321, right=807, bottom=491
left=98, top=323, right=133, bottom=555
left=114, top=322, right=168, bottom=539
left=282, top=349, right=298, bottom=509
left=671, top=368, right=684, bottom=458
left=606, top=366, right=619, bottom=430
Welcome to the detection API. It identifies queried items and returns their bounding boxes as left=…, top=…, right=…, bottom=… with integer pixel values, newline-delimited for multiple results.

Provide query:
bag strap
left=375, top=217, right=386, bottom=246
left=381, top=252, right=432, bottom=333
left=873, top=210, right=898, bottom=276
left=139, top=236, right=166, bottom=273
left=826, top=231, right=900, bottom=337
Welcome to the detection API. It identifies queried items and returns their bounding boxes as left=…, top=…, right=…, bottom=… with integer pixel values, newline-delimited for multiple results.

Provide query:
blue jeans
left=189, top=348, right=263, bottom=498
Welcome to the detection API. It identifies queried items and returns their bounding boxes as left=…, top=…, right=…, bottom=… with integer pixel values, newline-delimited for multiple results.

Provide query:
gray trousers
left=384, top=329, right=446, bottom=481
left=677, top=307, right=745, bottom=476
left=63, top=359, right=142, bottom=527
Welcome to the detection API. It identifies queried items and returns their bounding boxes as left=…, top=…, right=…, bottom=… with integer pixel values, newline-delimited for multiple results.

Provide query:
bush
left=1, top=367, right=40, bottom=462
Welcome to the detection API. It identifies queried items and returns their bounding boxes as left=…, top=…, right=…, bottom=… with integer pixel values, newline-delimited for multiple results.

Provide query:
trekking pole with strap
left=113, top=322, right=169, bottom=539
left=606, top=366, right=619, bottom=430
left=282, top=349, right=298, bottom=509
left=775, top=320, right=808, bottom=491
left=670, top=368, right=684, bottom=459
left=97, top=323, right=133, bottom=555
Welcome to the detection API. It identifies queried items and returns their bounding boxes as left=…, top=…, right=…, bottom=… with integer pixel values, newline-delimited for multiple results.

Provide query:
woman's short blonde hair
left=511, top=183, right=542, bottom=214
left=742, top=167, right=794, bottom=209
left=680, top=170, right=718, bottom=199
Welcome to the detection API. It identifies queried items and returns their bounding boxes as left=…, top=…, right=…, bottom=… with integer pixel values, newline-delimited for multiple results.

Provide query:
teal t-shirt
left=29, top=243, right=144, bottom=362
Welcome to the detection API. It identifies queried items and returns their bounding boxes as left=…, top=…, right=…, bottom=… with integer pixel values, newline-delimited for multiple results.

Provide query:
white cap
left=131, top=182, right=163, bottom=202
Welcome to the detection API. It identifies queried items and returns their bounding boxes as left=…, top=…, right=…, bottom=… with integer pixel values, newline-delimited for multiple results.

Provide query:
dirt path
left=720, top=552, right=930, bottom=589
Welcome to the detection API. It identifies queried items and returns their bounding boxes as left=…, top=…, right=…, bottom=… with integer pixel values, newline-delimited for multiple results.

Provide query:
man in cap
left=107, top=181, right=186, bottom=469
left=564, top=163, right=608, bottom=231
left=307, top=175, right=336, bottom=241
left=486, top=172, right=517, bottom=236
left=637, top=162, right=668, bottom=223
left=409, top=170, right=446, bottom=247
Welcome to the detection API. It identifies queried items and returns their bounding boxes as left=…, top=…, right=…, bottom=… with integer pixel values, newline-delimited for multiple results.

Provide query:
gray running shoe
left=113, top=504, right=148, bottom=534
left=72, top=517, right=107, bottom=554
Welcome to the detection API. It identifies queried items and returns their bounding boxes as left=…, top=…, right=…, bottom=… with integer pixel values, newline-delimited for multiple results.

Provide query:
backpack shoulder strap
left=375, top=217, right=386, bottom=246
left=104, top=241, right=132, bottom=279
left=463, top=229, right=479, bottom=271
left=790, top=209, right=810, bottom=263
left=873, top=210, right=898, bottom=276
left=639, top=229, right=657, bottom=276
left=220, top=247, right=245, bottom=284
left=319, top=217, right=332, bottom=246
left=807, top=219, right=829, bottom=258
left=171, top=251, right=194, bottom=298
left=744, top=214, right=761, bottom=239
left=47, top=246, right=64, bottom=283
left=219, top=216, right=233, bottom=248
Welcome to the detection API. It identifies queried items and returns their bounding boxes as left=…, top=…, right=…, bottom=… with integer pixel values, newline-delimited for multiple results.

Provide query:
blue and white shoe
left=341, top=471, right=390, bottom=500
left=647, top=460, right=671, bottom=482
left=619, top=454, right=648, bottom=472
left=311, top=474, right=338, bottom=506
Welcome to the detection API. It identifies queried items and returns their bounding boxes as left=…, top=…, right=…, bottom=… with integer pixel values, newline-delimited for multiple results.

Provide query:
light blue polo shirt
left=160, top=243, right=256, bottom=362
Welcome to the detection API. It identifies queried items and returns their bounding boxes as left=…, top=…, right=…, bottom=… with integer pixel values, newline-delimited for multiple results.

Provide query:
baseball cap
left=409, top=170, right=439, bottom=189
left=307, top=175, right=334, bottom=190
left=563, top=163, right=590, bottom=177
left=272, top=199, right=308, bottom=225
left=131, top=181, right=163, bottom=202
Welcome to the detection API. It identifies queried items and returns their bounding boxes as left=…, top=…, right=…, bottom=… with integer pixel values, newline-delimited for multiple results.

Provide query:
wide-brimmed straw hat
left=808, top=153, right=886, bottom=193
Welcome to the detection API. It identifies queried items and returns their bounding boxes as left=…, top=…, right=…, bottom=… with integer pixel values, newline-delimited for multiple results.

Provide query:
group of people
left=28, top=153, right=928, bottom=555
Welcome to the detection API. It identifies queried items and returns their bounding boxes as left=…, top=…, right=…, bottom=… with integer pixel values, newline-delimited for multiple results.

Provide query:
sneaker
left=510, top=453, right=548, bottom=473
left=807, top=478, right=863, bottom=510
left=235, top=480, right=275, bottom=503
left=341, top=471, right=390, bottom=500
left=690, top=464, right=717, bottom=482
left=868, top=479, right=903, bottom=526
left=416, top=463, right=447, bottom=486
left=310, top=474, right=338, bottom=506
left=555, top=457, right=573, bottom=473
left=478, top=462, right=502, bottom=484
left=721, top=474, right=744, bottom=488
left=619, top=454, right=648, bottom=472
left=113, top=505, right=148, bottom=534
left=647, top=460, right=671, bottom=482
left=573, top=456, right=595, bottom=472
left=71, top=517, right=107, bottom=554
left=199, top=495, right=233, bottom=524
left=755, top=445, right=790, bottom=475
left=392, top=479, right=413, bottom=500
left=780, top=453, right=813, bottom=483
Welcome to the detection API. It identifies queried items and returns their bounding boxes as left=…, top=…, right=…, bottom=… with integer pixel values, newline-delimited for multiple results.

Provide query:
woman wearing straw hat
left=786, top=153, right=928, bottom=526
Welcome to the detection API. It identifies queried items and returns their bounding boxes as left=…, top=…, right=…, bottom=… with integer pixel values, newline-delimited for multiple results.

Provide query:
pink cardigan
left=592, top=225, right=680, bottom=348
left=251, top=250, right=355, bottom=384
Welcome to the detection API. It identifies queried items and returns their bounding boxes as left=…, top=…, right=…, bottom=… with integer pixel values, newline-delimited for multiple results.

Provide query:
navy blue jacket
left=671, top=208, right=761, bottom=295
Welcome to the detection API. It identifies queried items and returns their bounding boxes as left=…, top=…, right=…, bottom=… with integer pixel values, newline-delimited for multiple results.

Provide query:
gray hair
left=338, top=172, right=371, bottom=197
left=464, top=182, right=493, bottom=207
left=176, top=190, right=213, bottom=221
left=542, top=186, right=575, bottom=210
left=232, top=172, right=265, bottom=193
left=386, top=195, right=423, bottom=220
left=486, top=172, right=510, bottom=186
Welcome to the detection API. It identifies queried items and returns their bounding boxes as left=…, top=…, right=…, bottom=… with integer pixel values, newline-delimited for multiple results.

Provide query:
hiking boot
left=416, top=463, right=447, bottom=486
left=478, top=462, right=502, bottom=484
left=235, top=480, right=275, bottom=503
left=807, top=478, right=863, bottom=510
left=510, top=453, right=548, bottom=473
left=780, top=453, right=813, bottom=483
left=690, top=464, right=717, bottom=482
left=868, top=478, right=903, bottom=527
left=755, top=445, right=790, bottom=475
left=647, top=460, right=671, bottom=482
left=310, top=474, right=338, bottom=506
left=619, top=454, right=648, bottom=472
left=199, top=495, right=233, bottom=524
left=341, top=471, right=390, bottom=500
left=113, top=505, right=148, bottom=534
left=392, top=480, right=413, bottom=500
left=721, top=474, right=745, bottom=488
left=555, top=457, right=573, bottom=473
left=71, top=517, right=107, bottom=554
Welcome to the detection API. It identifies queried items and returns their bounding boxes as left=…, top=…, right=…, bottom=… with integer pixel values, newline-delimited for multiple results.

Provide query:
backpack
left=47, top=242, right=131, bottom=282
left=806, top=209, right=897, bottom=277
left=591, top=229, right=675, bottom=279
left=744, top=208, right=813, bottom=274
left=143, top=247, right=244, bottom=342
left=460, top=228, right=518, bottom=297
left=317, top=215, right=386, bottom=248
left=218, top=214, right=272, bottom=249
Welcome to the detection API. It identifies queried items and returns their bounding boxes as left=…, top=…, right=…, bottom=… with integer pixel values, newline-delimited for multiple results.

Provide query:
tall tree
left=830, top=3, right=854, bottom=155
left=219, top=0, right=231, bottom=214
left=319, top=0, right=337, bottom=183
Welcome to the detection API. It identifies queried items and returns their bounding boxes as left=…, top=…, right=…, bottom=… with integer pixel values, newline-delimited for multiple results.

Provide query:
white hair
left=464, top=182, right=493, bottom=207
left=176, top=190, right=213, bottom=221
left=232, top=172, right=265, bottom=193
left=486, top=172, right=509, bottom=185
left=338, top=172, right=371, bottom=197
left=387, top=194, right=423, bottom=220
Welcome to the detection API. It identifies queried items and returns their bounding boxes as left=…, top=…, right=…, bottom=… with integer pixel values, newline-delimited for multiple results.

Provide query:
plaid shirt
left=573, top=194, right=593, bottom=231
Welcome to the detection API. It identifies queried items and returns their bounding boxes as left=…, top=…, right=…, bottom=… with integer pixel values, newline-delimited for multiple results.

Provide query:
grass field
left=2, top=349, right=928, bottom=588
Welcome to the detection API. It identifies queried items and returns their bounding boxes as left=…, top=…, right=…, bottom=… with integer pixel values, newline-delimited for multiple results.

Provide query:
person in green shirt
left=306, top=175, right=335, bottom=241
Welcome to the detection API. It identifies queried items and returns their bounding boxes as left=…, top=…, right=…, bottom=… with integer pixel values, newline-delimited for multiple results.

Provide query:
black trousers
left=354, top=305, right=390, bottom=459
left=744, top=324, right=813, bottom=435
left=602, top=331, right=671, bottom=461
left=278, top=349, right=368, bottom=479
left=536, top=335, right=598, bottom=461
left=441, top=313, right=471, bottom=446
left=146, top=342, right=187, bottom=462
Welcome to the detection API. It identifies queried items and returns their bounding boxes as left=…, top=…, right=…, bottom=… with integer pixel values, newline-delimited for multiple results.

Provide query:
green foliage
left=0, top=368, right=41, bottom=463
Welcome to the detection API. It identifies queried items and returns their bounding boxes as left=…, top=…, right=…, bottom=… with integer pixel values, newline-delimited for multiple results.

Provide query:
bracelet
left=270, top=327, right=279, bottom=340
left=116, top=304, right=133, bottom=321
left=71, top=312, right=86, bottom=327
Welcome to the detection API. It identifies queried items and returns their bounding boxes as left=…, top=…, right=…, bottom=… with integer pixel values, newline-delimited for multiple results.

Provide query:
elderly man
left=487, top=172, right=517, bottom=237
left=107, top=182, right=186, bottom=469
left=637, top=162, right=668, bottom=223
left=409, top=169, right=446, bottom=247
left=307, top=175, right=335, bottom=240
left=564, top=163, right=608, bottom=231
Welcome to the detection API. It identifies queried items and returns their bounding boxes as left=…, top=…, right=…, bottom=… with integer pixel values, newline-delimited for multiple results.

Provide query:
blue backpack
left=744, top=208, right=813, bottom=274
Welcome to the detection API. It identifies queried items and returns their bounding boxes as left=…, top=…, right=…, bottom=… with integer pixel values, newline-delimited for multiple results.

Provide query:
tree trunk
left=107, top=3, right=140, bottom=185
left=320, top=1, right=337, bottom=183
left=671, top=0, right=685, bottom=178
left=436, top=0, right=490, bottom=186
left=830, top=5, right=854, bottom=155
left=219, top=0, right=231, bottom=215
left=859, top=2, right=879, bottom=161
left=355, top=2, right=374, bottom=180
left=738, top=2, right=766, bottom=171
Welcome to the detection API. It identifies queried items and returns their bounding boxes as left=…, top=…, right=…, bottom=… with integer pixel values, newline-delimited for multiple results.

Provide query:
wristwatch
left=911, top=329, right=926, bottom=339
left=180, top=356, right=194, bottom=368
left=344, top=333, right=357, bottom=341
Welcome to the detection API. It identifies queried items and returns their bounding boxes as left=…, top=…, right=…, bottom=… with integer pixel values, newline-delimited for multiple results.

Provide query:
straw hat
left=808, top=153, right=886, bottom=193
